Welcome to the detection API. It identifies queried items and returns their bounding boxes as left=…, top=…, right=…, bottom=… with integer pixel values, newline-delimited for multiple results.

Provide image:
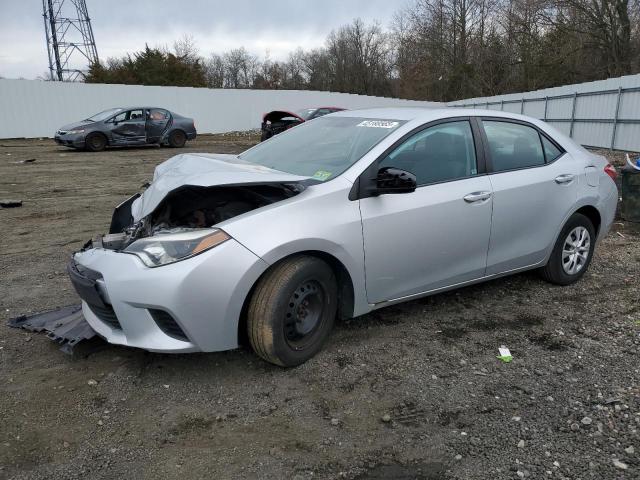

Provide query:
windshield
left=86, top=108, right=123, bottom=122
left=240, top=116, right=405, bottom=181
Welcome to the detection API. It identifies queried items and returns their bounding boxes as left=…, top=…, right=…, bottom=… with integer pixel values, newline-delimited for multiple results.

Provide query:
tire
left=168, top=130, right=187, bottom=148
left=539, top=213, right=596, bottom=285
left=247, top=256, right=338, bottom=367
left=85, top=133, right=107, bottom=152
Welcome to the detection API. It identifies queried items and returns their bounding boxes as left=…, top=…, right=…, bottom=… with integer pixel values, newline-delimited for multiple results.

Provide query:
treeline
left=85, top=0, right=640, bottom=101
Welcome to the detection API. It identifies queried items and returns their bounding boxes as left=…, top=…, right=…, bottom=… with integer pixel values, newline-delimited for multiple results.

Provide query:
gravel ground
left=0, top=136, right=638, bottom=480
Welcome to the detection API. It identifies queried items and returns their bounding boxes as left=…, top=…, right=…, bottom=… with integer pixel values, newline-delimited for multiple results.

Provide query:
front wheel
left=85, top=133, right=107, bottom=152
left=247, top=256, right=337, bottom=367
left=539, top=213, right=596, bottom=285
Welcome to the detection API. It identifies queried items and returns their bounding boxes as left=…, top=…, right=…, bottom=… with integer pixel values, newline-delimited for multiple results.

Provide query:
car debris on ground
left=496, top=345, right=513, bottom=363
left=8, top=305, right=96, bottom=354
left=0, top=199, right=22, bottom=208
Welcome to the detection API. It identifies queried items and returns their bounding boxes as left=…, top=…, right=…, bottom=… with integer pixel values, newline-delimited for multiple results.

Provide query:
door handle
left=463, top=191, right=492, bottom=203
left=555, top=174, right=575, bottom=184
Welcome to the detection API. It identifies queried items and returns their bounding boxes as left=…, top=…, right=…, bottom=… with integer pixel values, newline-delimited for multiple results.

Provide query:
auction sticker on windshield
left=357, top=120, right=400, bottom=129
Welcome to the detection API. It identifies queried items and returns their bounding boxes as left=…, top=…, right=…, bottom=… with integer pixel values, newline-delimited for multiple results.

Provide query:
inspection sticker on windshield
left=312, top=170, right=333, bottom=181
left=357, top=120, right=399, bottom=129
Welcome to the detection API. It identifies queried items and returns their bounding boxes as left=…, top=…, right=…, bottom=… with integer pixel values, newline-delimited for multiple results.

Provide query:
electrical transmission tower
left=42, top=0, right=99, bottom=81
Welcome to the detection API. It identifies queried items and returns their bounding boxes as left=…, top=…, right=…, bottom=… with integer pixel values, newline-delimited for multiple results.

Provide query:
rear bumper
left=68, top=239, right=268, bottom=353
left=598, top=179, right=618, bottom=242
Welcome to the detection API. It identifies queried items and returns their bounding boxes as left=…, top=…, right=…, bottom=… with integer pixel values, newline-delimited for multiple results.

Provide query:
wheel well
left=237, top=251, right=356, bottom=346
left=575, top=205, right=601, bottom=235
left=87, top=131, right=108, bottom=144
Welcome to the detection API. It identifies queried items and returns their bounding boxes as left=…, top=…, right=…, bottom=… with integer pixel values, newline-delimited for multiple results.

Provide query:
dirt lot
left=1, top=136, right=638, bottom=480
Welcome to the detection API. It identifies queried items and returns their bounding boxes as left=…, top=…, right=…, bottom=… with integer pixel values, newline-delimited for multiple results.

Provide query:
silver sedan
left=68, top=108, right=618, bottom=366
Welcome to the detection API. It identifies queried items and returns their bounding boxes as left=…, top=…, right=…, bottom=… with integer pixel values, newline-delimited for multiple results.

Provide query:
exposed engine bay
left=92, top=183, right=304, bottom=251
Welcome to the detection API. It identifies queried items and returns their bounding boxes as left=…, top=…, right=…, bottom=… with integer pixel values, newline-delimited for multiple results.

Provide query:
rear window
left=482, top=121, right=545, bottom=172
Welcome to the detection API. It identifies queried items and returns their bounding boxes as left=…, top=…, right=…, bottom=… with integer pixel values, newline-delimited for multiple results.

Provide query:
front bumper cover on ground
left=8, top=305, right=97, bottom=354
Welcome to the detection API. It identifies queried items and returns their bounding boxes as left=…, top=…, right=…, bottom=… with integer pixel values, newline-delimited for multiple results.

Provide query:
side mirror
left=375, top=167, right=417, bottom=194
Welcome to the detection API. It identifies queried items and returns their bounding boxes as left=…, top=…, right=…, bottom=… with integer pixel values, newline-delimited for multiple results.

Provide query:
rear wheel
left=85, top=133, right=107, bottom=152
left=247, top=256, right=337, bottom=367
left=168, top=130, right=187, bottom=148
left=539, top=213, right=596, bottom=285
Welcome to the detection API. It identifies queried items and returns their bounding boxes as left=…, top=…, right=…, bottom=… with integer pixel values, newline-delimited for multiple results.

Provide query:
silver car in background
left=68, top=108, right=618, bottom=366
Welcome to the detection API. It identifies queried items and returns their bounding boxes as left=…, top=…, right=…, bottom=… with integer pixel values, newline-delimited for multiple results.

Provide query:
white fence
left=3, top=76, right=640, bottom=151
left=449, top=74, right=640, bottom=152
left=0, top=79, right=440, bottom=139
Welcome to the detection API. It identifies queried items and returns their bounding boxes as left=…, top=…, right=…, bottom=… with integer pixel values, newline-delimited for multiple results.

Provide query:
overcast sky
left=0, top=0, right=405, bottom=80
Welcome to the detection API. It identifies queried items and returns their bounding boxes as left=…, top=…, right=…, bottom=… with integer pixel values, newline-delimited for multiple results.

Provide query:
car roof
left=330, top=106, right=585, bottom=158
left=330, top=107, right=541, bottom=124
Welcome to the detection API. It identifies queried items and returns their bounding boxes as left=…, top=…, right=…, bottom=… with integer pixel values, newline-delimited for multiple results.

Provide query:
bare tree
left=204, top=53, right=225, bottom=88
left=81, top=1, right=640, bottom=100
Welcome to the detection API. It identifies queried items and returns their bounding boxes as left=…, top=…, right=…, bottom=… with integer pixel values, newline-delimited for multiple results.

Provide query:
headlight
left=124, top=229, right=230, bottom=267
left=67, top=129, right=85, bottom=134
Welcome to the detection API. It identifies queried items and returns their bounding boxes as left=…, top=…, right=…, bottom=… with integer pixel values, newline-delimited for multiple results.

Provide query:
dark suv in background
left=260, top=107, right=344, bottom=141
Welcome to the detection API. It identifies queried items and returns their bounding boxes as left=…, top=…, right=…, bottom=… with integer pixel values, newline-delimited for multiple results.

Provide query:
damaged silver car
left=68, top=108, right=618, bottom=366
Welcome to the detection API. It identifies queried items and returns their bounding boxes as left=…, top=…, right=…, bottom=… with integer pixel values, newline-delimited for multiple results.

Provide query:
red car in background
left=260, top=107, right=345, bottom=141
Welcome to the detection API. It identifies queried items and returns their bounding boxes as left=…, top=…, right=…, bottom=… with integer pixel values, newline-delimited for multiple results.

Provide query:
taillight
left=604, top=164, right=617, bottom=182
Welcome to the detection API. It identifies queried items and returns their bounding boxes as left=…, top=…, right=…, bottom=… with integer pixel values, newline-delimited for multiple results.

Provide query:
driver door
left=109, top=109, right=146, bottom=145
left=358, top=119, right=493, bottom=303
left=146, top=108, right=171, bottom=143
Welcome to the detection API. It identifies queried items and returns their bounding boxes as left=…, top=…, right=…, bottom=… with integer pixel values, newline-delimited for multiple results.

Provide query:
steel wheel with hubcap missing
left=284, top=280, right=326, bottom=350
left=562, top=226, right=591, bottom=275
left=247, top=256, right=337, bottom=367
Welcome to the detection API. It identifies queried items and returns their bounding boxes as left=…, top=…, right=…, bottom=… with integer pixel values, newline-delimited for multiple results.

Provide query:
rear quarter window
left=541, top=135, right=563, bottom=162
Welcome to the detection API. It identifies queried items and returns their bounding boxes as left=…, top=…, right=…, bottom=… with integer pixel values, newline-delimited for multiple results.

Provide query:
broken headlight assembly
left=124, top=229, right=230, bottom=267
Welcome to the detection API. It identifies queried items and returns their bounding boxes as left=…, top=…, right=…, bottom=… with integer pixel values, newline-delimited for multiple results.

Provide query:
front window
left=240, top=116, right=405, bottom=181
left=380, top=120, right=478, bottom=185
left=86, top=108, right=122, bottom=122
left=112, top=109, right=144, bottom=122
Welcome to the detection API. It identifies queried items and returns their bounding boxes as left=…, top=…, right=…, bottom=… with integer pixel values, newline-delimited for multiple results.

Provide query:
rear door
left=146, top=108, right=171, bottom=143
left=359, top=118, right=493, bottom=303
left=479, top=118, right=579, bottom=274
left=109, top=109, right=146, bottom=145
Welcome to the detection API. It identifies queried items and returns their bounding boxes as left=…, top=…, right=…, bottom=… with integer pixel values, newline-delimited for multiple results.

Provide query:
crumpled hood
left=131, top=153, right=309, bottom=221
left=59, top=120, right=96, bottom=131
